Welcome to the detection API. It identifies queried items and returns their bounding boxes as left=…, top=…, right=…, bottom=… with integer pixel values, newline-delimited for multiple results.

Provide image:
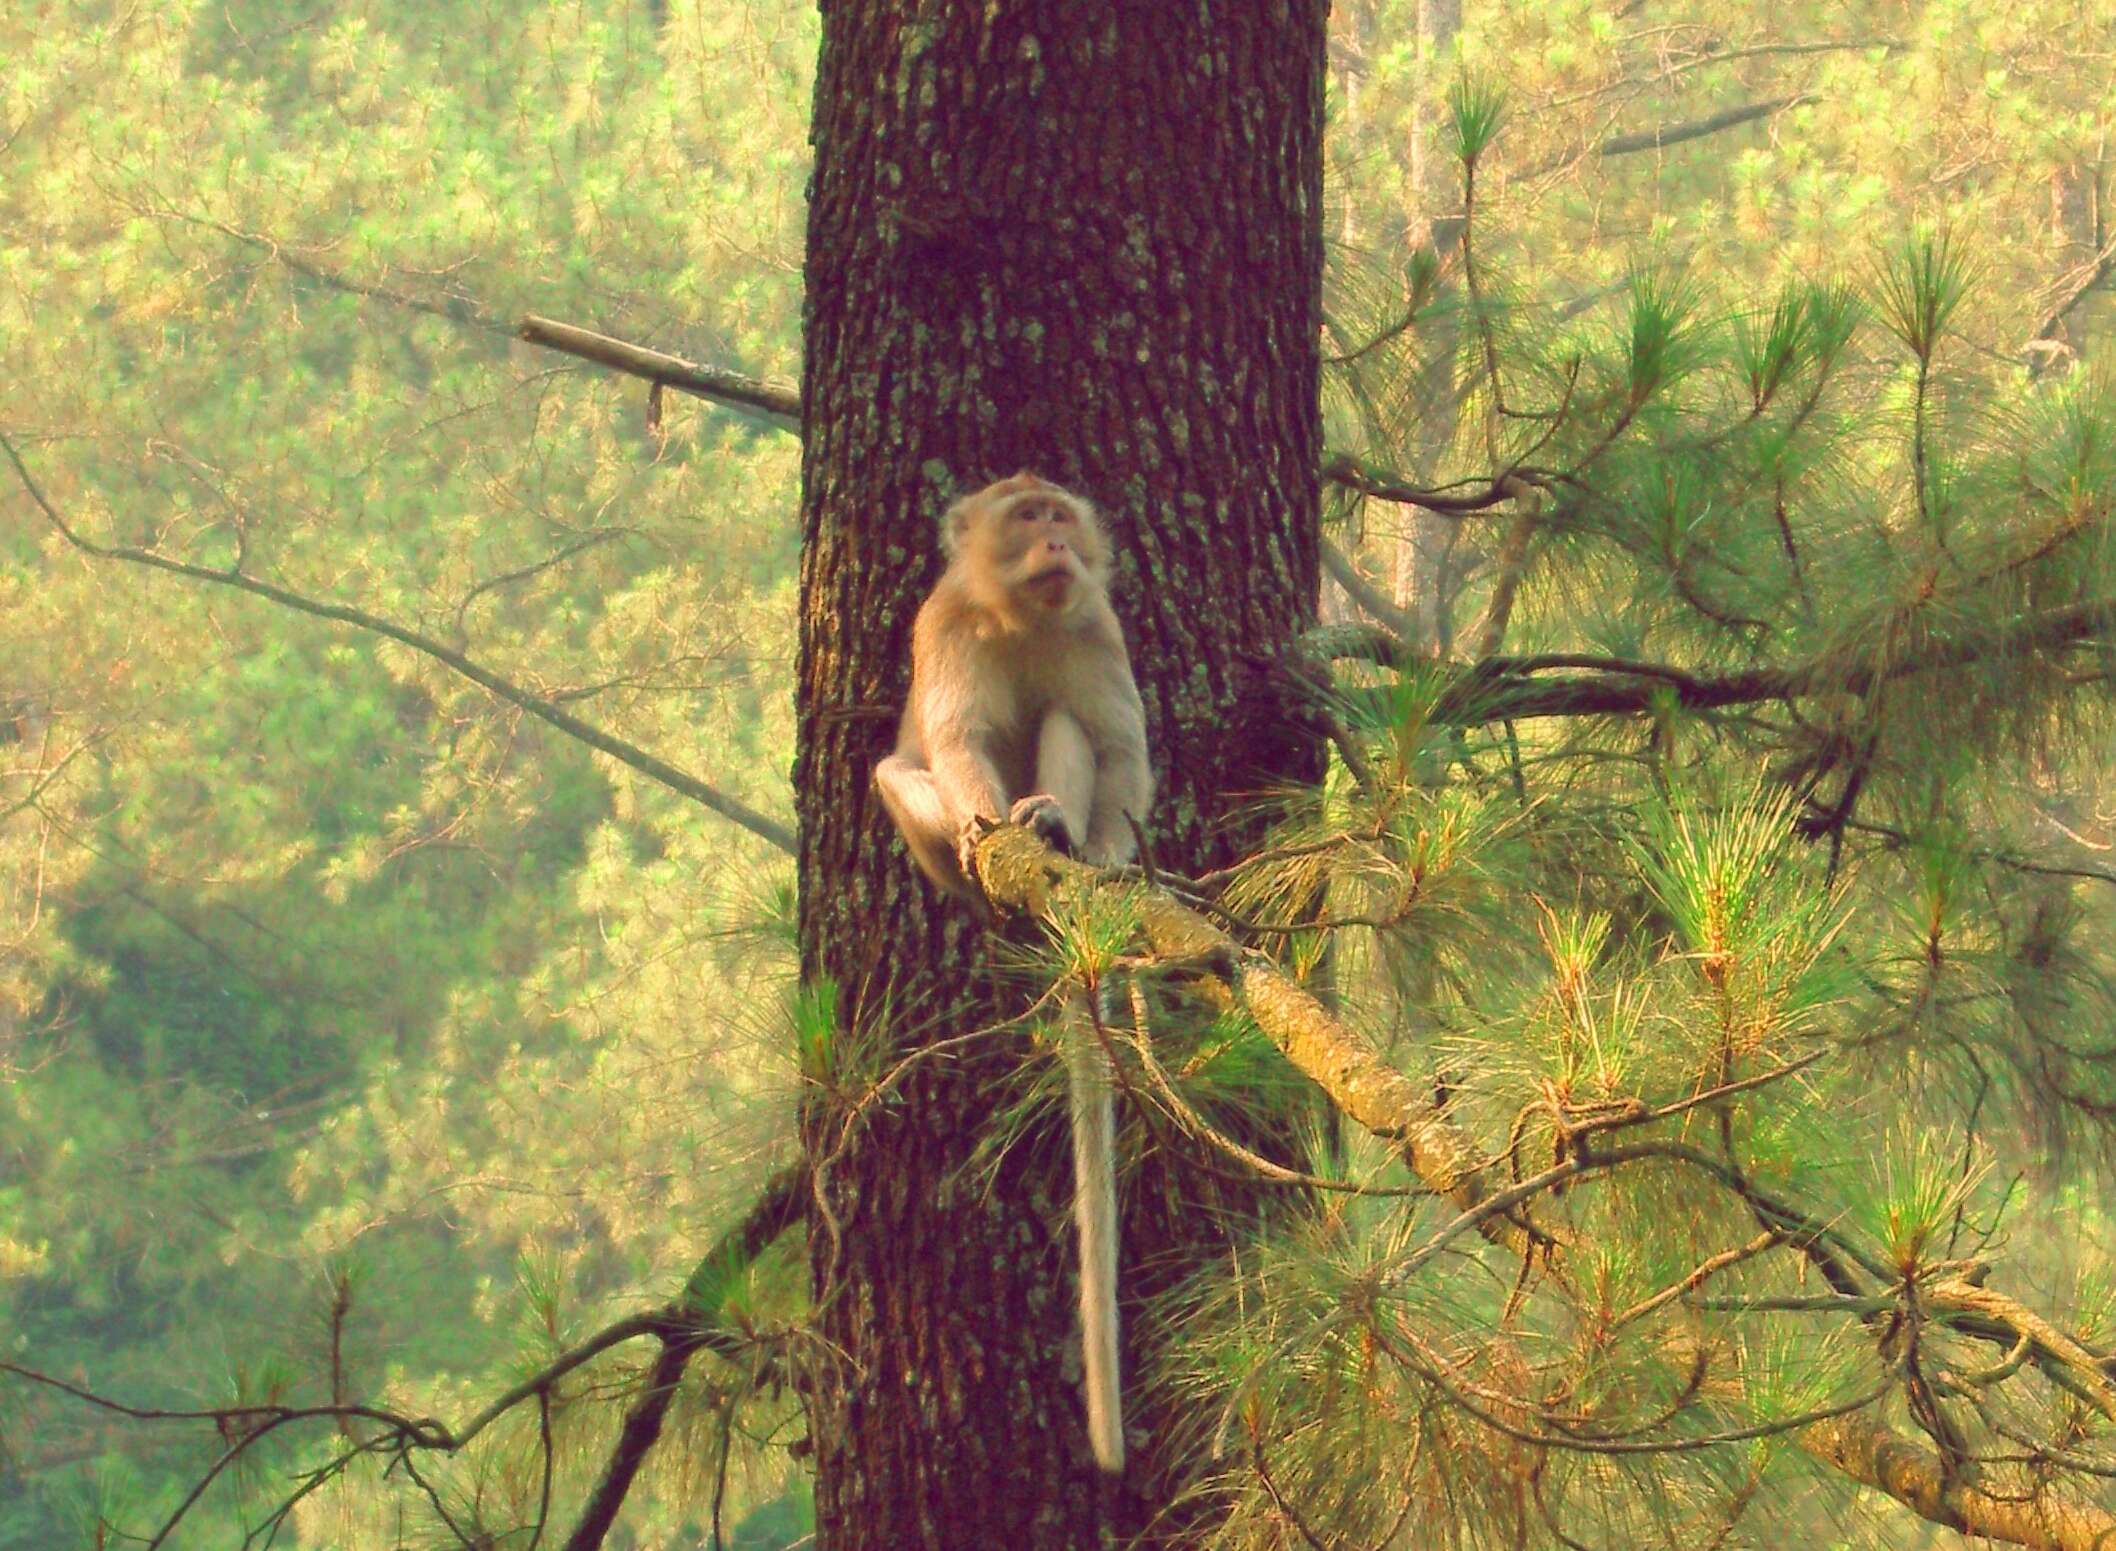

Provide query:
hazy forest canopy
left=5, top=0, right=2116, bottom=1548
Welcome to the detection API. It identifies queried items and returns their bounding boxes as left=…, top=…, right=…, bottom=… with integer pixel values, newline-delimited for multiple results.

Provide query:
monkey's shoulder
left=909, top=579, right=972, bottom=643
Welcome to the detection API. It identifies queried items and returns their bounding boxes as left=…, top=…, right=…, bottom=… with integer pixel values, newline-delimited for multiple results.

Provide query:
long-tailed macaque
left=873, top=472, right=1152, bottom=1474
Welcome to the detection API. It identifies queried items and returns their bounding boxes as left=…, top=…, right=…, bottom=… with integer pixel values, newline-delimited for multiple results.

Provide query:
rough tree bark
left=794, top=3, right=1326, bottom=1545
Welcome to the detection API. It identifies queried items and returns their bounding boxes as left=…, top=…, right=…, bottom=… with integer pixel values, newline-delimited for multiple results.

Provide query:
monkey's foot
left=1008, top=794, right=1075, bottom=857
left=956, top=816, right=994, bottom=884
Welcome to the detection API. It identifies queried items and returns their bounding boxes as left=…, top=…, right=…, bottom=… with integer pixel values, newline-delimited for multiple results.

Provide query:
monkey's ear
left=939, top=492, right=979, bottom=559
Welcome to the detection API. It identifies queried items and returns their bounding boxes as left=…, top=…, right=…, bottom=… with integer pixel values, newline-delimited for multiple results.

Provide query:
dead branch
left=1597, top=94, right=1815, bottom=158
left=1323, top=452, right=1551, bottom=515
left=1319, top=539, right=1417, bottom=642
left=518, top=315, right=802, bottom=428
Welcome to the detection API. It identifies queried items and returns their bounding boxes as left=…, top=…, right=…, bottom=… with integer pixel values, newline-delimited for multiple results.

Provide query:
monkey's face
left=1001, top=495, right=1100, bottom=612
left=943, top=475, right=1111, bottom=626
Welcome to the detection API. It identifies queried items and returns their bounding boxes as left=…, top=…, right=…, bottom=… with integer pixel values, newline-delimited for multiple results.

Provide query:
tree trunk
left=1390, top=0, right=1464, bottom=651
left=2043, top=156, right=2101, bottom=368
left=794, top=4, right=1326, bottom=1545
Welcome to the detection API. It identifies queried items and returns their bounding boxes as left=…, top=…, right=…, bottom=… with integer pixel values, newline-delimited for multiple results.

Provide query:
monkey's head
left=942, top=473, right=1110, bottom=626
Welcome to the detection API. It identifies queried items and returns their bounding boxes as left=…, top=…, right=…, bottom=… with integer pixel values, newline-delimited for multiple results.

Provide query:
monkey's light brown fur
left=874, top=473, right=1152, bottom=896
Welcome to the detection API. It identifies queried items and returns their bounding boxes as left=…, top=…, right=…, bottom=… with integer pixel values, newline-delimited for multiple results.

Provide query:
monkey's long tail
left=1067, top=995, right=1124, bottom=1474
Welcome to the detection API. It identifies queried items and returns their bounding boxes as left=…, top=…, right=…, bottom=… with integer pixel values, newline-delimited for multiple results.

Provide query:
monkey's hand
left=1007, top=794, right=1075, bottom=858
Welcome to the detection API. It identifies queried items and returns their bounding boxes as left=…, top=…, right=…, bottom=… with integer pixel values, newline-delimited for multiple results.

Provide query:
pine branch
left=1805, top=1412, right=2116, bottom=1551
left=1308, top=597, right=2116, bottom=726
left=2, top=437, right=796, bottom=855
left=964, top=826, right=2116, bottom=1546
left=966, top=823, right=1506, bottom=1235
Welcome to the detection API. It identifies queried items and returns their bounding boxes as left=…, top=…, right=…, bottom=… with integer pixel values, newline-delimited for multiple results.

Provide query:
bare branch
left=1320, top=539, right=1417, bottom=642
left=2025, top=233, right=2116, bottom=354
left=1425, top=599, right=2116, bottom=726
left=2, top=1168, right=806, bottom=1551
left=1125, top=989, right=1425, bottom=1197
left=450, top=1315, right=672, bottom=1449
left=3, top=437, right=796, bottom=855
left=1662, top=38, right=1902, bottom=71
left=143, top=205, right=503, bottom=331
left=518, top=315, right=802, bottom=429
left=1323, top=451, right=1547, bottom=515
left=0, top=1363, right=446, bottom=1439
left=1465, top=504, right=1542, bottom=659
left=139, top=210, right=804, bottom=431
left=1926, top=1279, right=2116, bottom=1422
left=1597, top=94, right=1814, bottom=158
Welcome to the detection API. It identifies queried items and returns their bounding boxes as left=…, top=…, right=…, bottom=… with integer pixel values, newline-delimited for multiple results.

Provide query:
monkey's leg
left=1012, top=708, right=1093, bottom=854
left=874, top=756, right=975, bottom=895
left=1084, top=734, right=1151, bottom=866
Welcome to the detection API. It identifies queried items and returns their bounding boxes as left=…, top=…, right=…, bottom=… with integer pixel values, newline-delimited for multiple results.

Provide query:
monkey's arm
left=874, top=753, right=965, bottom=893
left=1028, top=709, right=1096, bottom=853
left=909, top=603, right=1012, bottom=821
left=874, top=611, right=1012, bottom=894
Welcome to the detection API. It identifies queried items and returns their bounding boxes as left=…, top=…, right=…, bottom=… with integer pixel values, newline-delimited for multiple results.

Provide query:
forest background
left=5, top=1, right=2116, bottom=1547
